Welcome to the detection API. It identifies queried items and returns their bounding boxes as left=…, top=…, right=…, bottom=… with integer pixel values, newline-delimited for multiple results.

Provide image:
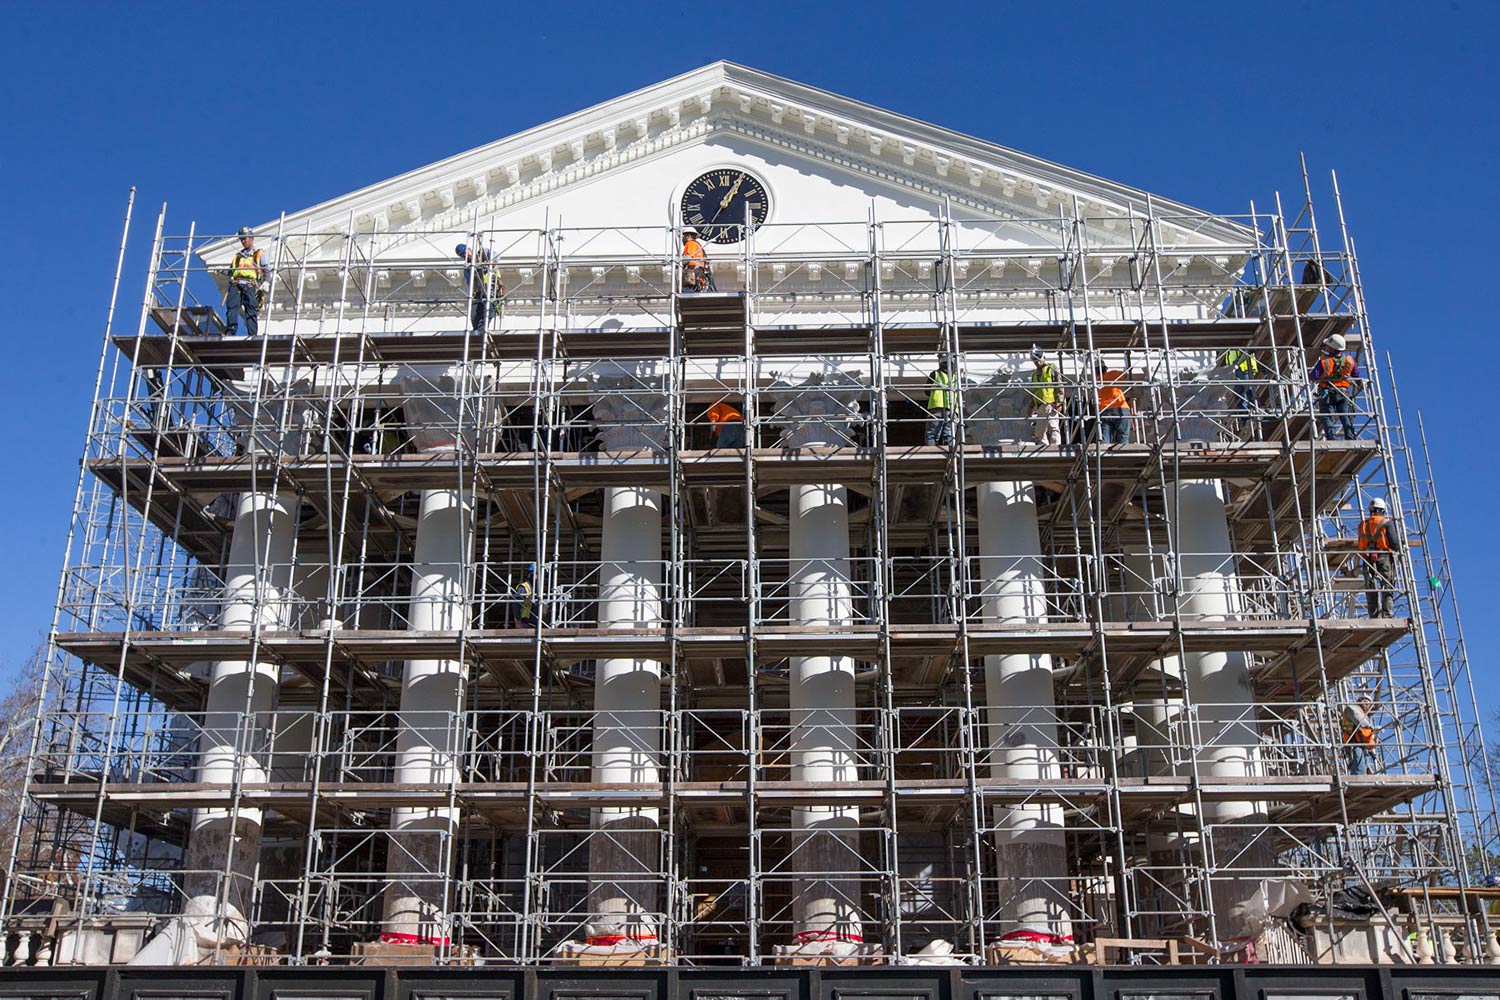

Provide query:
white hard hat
left=1326, top=333, right=1347, bottom=352
left=683, top=225, right=699, bottom=236
left=1370, top=497, right=1387, bottom=511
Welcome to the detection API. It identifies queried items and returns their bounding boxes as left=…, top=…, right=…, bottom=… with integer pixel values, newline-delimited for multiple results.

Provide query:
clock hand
left=719, top=172, right=747, bottom=211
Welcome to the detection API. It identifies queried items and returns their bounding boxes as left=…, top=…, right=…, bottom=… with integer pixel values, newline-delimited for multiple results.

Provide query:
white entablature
left=202, top=61, right=1253, bottom=265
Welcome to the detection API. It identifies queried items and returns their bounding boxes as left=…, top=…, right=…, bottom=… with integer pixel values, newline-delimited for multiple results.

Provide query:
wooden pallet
left=217, top=943, right=285, bottom=967
left=556, top=944, right=664, bottom=967
left=985, top=941, right=1079, bottom=966
left=1090, top=936, right=1181, bottom=965
left=770, top=947, right=884, bottom=967
left=349, top=941, right=480, bottom=966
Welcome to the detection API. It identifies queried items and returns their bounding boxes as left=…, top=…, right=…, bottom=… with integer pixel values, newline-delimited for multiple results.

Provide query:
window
left=833, top=991, right=933, bottom=1000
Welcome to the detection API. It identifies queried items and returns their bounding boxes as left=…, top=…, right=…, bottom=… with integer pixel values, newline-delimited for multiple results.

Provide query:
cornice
left=204, top=63, right=1249, bottom=261
left=358, top=96, right=1133, bottom=237
left=369, top=110, right=1045, bottom=252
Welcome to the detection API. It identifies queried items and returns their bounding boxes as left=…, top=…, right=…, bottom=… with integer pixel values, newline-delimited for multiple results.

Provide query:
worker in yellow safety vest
left=1357, top=496, right=1400, bottom=617
left=1027, top=346, right=1064, bottom=446
left=223, top=226, right=268, bottom=336
left=455, top=242, right=506, bottom=333
left=512, top=563, right=538, bottom=628
left=1340, top=697, right=1378, bottom=775
left=925, top=355, right=957, bottom=447
left=1220, top=348, right=1262, bottom=439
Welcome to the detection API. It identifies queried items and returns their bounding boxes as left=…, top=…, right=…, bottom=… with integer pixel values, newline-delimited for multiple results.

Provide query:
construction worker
left=1310, top=333, right=1360, bottom=441
left=512, top=563, right=538, bottom=628
left=455, top=243, right=505, bottom=333
left=682, top=226, right=716, bottom=292
left=707, top=399, right=746, bottom=449
left=1094, top=358, right=1132, bottom=444
left=1341, top=697, right=1378, bottom=775
left=1358, top=496, right=1401, bottom=617
left=1028, top=346, right=1064, bottom=446
left=924, top=354, right=957, bottom=447
left=1220, top=348, right=1261, bottom=437
left=223, top=227, right=268, bottom=337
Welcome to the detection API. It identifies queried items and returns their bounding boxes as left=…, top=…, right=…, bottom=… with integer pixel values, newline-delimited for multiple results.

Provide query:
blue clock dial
left=680, top=169, right=769, bottom=244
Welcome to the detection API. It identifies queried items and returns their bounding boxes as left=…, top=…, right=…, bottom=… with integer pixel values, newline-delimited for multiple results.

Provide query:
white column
left=1150, top=369, right=1274, bottom=942
left=382, top=486, right=472, bottom=945
left=576, top=365, right=670, bottom=950
left=1118, top=548, right=1202, bottom=917
left=1121, top=551, right=1183, bottom=782
left=788, top=482, right=865, bottom=949
left=976, top=480, right=1072, bottom=947
left=586, top=486, right=664, bottom=944
left=176, top=491, right=295, bottom=953
left=1173, top=478, right=1270, bottom=941
left=259, top=700, right=317, bottom=931
left=1175, top=481, right=1259, bottom=776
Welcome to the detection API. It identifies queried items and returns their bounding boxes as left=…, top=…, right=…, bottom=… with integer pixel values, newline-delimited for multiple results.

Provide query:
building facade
left=4, top=63, right=1496, bottom=978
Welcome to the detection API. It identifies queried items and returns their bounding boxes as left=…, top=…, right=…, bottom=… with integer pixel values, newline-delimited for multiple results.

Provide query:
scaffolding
left=5, top=162, right=1498, bottom=970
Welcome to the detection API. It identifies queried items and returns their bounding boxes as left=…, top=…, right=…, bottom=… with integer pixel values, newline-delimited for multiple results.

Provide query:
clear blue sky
left=2, top=3, right=1496, bottom=716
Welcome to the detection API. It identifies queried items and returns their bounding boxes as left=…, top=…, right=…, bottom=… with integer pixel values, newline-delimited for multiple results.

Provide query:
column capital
left=1155, top=365, right=1233, bottom=444
left=226, top=372, right=319, bottom=455
left=580, top=360, right=670, bottom=452
left=965, top=366, right=1032, bottom=446
left=395, top=364, right=477, bottom=453
left=767, top=367, right=866, bottom=448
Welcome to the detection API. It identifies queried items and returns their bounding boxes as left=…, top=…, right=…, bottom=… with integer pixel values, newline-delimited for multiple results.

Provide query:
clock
left=680, top=169, right=770, bottom=244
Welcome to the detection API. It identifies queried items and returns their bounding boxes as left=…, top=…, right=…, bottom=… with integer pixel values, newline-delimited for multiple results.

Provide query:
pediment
left=202, top=62, right=1250, bottom=265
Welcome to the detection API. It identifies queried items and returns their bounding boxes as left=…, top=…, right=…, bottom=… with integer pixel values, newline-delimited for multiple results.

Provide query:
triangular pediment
left=203, top=62, right=1250, bottom=264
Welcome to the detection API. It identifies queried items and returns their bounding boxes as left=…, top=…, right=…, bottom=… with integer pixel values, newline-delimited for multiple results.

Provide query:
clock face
left=680, top=169, right=770, bottom=244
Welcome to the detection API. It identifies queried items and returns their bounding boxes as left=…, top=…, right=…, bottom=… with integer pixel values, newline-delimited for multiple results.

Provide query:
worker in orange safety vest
left=707, top=400, right=745, bottom=449
left=1094, top=357, right=1133, bottom=444
left=682, top=226, right=716, bottom=292
left=1357, top=496, right=1400, bottom=617
left=1341, top=697, right=1379, bottom=775
left=1310, top=333, right=1361, bottom=440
